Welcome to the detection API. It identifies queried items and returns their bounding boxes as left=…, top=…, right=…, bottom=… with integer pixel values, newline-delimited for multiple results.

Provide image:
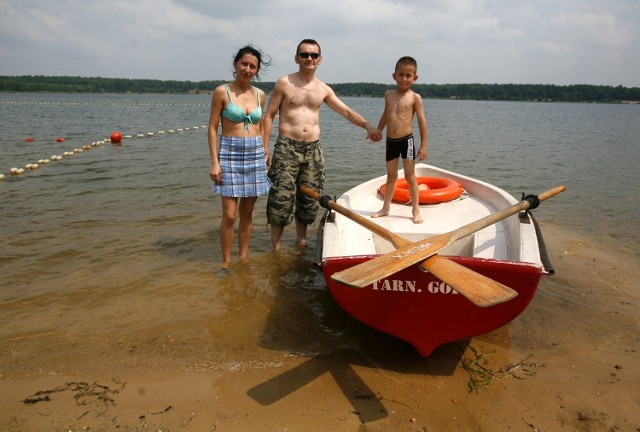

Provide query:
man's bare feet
left=371, top=208, right=390, bottom=218
left=216, top=266, right=232, bottom=278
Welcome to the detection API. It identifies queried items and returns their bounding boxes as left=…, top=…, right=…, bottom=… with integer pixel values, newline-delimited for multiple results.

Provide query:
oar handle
left=537, top=185, right=566, bottom=203
left=300, top=185, right=320, bottom=200
left=300, top=185, right=409, bottom=248
left=451, top=185, right=566, bottom=241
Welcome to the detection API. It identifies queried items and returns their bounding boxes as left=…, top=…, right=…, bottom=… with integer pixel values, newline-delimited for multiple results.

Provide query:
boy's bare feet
left=371, top=208, right=390, bottom=218
left=412, top=211, right=423, bottom=224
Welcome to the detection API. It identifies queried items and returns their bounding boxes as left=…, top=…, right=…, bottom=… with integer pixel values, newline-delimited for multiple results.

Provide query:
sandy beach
left=1, top=221, right=638, bottom=432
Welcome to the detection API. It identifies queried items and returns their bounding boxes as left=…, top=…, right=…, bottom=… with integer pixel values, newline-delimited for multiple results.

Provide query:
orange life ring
left=379, top=177, right=463, bottom=205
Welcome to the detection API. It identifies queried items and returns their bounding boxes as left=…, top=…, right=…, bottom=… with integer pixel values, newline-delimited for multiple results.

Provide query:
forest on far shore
left=1, top=75, right=639, bottom=103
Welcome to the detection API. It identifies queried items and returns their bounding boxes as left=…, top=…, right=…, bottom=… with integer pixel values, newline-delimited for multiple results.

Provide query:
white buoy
left=0, top=173, right=4, bottom=180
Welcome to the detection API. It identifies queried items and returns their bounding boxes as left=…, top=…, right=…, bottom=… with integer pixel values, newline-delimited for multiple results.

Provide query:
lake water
left=0, top=93, right=638, bottom=376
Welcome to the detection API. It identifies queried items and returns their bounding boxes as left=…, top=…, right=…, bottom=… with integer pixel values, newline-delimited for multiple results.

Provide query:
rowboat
left=308, top=164, right=564, bottom=357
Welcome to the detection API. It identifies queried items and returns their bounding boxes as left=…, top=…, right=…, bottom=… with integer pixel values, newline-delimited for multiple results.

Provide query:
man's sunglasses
left=298, top=52, right=320, bottom=59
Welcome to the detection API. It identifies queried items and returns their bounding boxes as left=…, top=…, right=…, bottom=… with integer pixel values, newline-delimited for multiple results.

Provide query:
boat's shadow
left=247, top=246, right=470, bottom=423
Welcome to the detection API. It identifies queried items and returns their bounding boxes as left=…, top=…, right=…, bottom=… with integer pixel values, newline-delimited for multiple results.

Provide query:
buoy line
left=1, top=125, right=208, bottom=180
left=0, top=100, right=210, bottom=108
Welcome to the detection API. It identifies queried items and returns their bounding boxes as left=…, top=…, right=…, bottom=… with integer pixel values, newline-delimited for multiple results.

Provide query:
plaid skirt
left=213, top=135, right=271, bottom=197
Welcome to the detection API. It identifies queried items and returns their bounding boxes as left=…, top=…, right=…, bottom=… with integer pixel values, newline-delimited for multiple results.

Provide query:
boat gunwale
left=320, top=163, right=543, bottom=267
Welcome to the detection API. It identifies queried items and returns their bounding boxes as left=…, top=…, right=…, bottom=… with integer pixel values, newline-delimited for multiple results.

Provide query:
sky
left=1, top=0, right=639, bottom=87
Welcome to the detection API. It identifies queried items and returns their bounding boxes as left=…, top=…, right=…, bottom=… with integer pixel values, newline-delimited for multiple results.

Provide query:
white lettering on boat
left=370, top=279, right=459, bottom=295
left=427, top=281, right=459, bottom=295
left=372, top=279, right=419, bottom=292
left=392, top=242, right=432, bottom=259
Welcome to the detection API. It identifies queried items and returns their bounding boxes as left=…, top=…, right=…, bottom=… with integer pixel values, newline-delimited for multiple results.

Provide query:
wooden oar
left=326, top=185, right=566, bottom=289
left=301, top=186, right=519, bottom=307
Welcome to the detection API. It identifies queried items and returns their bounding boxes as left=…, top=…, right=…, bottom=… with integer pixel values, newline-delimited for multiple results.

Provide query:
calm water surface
left=0, top=93, right=638, bottom=375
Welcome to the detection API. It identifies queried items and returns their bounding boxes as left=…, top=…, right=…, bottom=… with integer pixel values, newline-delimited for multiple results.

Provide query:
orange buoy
left=379, top=177, right=463, bottom=205
left=56, top=137, right=64, bottom=143
left=110, top=131, right=123, bottom=143
left=25, top=137, right=33, bottom=142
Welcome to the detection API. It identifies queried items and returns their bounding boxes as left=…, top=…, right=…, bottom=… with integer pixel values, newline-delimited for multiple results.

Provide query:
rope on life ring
left=379, top=177, right=463, bottom=205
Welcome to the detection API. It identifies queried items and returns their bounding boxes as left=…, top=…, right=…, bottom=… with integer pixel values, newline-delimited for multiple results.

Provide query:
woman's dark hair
left=233, top=45, right=271, bottom=81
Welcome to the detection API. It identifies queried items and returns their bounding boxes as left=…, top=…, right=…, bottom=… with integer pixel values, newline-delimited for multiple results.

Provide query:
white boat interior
left=321, top=164, right=543, bottom=267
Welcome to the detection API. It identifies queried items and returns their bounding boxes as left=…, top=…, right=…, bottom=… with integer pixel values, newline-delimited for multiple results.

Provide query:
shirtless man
left=263, top=38, right=381, bottom=251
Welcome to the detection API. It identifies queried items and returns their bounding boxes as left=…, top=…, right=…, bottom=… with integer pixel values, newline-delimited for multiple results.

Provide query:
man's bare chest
left=284, top=88, right=324, bottom=110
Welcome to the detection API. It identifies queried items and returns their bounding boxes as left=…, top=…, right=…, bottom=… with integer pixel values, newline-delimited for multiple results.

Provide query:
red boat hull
left=322, top=255, right=542, bottom=357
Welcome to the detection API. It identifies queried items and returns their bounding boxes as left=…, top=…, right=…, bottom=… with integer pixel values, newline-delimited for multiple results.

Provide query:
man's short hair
left=297, top=39, right=321, bottom=55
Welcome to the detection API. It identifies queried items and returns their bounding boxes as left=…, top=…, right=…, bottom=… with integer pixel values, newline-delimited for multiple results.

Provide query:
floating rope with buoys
left=1, top=125, right=208, bottom=180
left=0, top=99, right=210, bottom=108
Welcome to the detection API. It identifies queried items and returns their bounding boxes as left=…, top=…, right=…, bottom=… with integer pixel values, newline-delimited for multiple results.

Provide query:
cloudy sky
left=1, top=0, right=638, bottom=86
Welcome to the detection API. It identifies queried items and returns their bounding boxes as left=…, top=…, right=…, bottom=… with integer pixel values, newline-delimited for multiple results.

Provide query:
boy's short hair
left=395, top=56, right=418, bottom=71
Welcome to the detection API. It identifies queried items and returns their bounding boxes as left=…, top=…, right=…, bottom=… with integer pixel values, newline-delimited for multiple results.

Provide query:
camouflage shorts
left=267, top=136, right=325, bottom=226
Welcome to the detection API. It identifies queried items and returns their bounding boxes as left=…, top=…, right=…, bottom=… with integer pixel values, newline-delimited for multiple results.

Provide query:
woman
left=208, top=45, right=271, bottom=271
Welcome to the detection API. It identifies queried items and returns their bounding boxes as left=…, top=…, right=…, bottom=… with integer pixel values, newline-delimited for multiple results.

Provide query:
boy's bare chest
left=390, top=100, right=414, bottom=117
left=388, top=92, right=414, bottom=112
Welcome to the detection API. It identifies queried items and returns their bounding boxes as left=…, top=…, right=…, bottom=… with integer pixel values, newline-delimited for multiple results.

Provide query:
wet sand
left=1, top=223, right=639, bottom=432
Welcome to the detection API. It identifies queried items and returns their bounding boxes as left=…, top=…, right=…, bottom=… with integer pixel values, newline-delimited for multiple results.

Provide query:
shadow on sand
left=246, top=245, right=470, bottom=424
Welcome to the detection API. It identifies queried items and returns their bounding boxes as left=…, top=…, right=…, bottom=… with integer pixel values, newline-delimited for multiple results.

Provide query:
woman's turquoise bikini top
left=221, top=84, right=262, bottom=130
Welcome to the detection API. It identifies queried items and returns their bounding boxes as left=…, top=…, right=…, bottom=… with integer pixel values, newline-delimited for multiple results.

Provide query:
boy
left=372, top=56, right=428, bottom=224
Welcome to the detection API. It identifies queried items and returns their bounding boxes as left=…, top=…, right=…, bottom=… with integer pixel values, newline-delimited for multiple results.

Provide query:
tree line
left=1, top=75, right=639, bottom=103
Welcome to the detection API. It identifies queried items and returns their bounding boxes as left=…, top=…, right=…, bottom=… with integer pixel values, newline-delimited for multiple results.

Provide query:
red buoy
left=25, top=137, right=33, bottom=142
left=56, top=137, right=64, bottom=143
left=110, top=131, right=123, bottom=143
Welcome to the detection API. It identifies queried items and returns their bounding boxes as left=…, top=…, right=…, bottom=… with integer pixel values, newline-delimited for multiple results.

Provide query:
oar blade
left=421, top=255, right=517, bottom=307
left=330, top=234, right=452, bottom=288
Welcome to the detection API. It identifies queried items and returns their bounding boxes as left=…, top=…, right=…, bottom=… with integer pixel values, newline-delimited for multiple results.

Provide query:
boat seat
left=472, top=231, right=507, bottom=259
left=339, top=216, right=377, bottom=256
